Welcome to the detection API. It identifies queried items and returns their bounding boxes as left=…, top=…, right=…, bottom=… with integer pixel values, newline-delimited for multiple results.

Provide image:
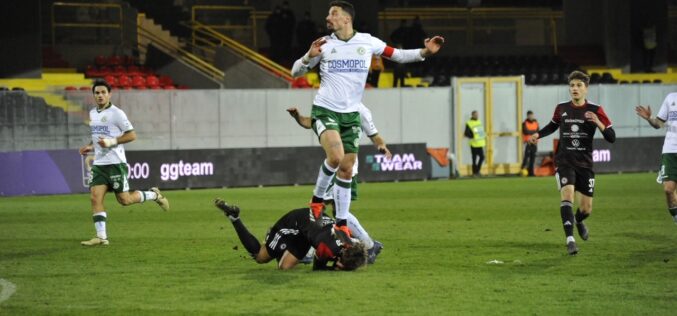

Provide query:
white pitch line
left=0, top=279, right=17, bottom=305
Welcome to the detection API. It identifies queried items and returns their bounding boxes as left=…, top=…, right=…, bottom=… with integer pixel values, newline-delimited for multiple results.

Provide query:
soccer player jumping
left=530, top=71, right=616, bottom=255
left=635, top=92, right=677, bottom=224
left=291, top=1, right=444, bottom=235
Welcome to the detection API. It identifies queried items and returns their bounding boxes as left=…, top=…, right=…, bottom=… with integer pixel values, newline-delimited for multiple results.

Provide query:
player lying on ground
left=636, top=93, right=677, bottom=224
left=214, top=198, right=367, bottom=270
left=530, top=71, right=615, bottom=255
left=291, top=1, right=444, bottom=236
left=287, top=105, right=387, bottom=263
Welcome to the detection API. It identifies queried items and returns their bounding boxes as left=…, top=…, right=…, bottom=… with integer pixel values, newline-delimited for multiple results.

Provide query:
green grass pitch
left=1, top=173, right=676, bottom=315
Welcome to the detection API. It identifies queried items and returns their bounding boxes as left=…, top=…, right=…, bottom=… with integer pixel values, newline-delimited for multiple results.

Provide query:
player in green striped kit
left=79, top=79, right=169, bottom=246
left=291, top=1, right=444, bottom=236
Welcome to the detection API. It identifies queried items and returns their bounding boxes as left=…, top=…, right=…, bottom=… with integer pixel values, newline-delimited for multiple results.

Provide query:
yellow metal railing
left=379, top=7, right=563, bottom=54
left=137, top=15, right=224, bottom=81
left=51, top=2, right=123, bottom=46
left=191, top=21, right=292, bottom=82
left=191, top=5, right=258, bottom=49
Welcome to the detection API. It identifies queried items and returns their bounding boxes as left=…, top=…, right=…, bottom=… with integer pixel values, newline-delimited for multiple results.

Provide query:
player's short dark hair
left=329, top=1, right=355, bottom=21
left=567, top=71, right=590, bottom=86
left=92, top=79, right=112, bottom=93
left=339, top=242, right=367, bottom=271
left=527, top=110, right=533, bottom=115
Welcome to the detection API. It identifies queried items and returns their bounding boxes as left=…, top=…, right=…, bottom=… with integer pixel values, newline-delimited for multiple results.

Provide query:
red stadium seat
left=98, top=66, right=111, bottom=76
left=146, top=75, right=160, bottom=87
left=64, top=86, right=77, bottom=91
left=292, top=77, right=312, bottom=88
left=117, top=75, right=132, bottom=88
left=123, top=55, right=136, bottom=66
left=94, top=55, right=106, bottom=66
left=107, top=55, right=123, bottom=66
left=163, top=85, right=176, bottom=90
left=110, top=65, right=125, bottom=77
left=135, top=85, right=147, bottom=90
left=131, top=75, right=146, bottom=88
left=158, top=75, right=173, bottom=86
left=126, top=65, right=141, bottom=76
left=149, top=85, right=162, bottom=90
left=103, top=75, right=117, bottom=86
left=79, top=86, right=90, bottom=91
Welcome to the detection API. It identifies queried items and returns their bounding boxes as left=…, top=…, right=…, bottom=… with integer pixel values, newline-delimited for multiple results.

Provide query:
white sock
left=347, top=212, right=374, bottom=249
left=566, top=236, right=575, bottom=243
left=93, top=211, right=107, bottom=240
left=313, top=160, right=337, bottom=199
left=141, top=190, right=158, bottom=202
left=333, top=176, right=352, bottom=221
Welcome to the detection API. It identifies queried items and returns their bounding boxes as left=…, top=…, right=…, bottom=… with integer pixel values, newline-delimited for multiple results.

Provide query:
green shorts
left=311, top=105, right=361, bottom=154
left=659, top=153, right=677, bottom=183
left=89, top=163, right=130, bottom=193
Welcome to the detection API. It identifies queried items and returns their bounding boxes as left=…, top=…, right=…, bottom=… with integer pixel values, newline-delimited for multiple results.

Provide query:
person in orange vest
left=521, top=110, right=539, bottom=176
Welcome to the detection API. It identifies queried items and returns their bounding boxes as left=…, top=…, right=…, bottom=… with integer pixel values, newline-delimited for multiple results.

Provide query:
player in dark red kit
left=213, top=198, right=367, bottom=270
left=530, top=71, right=616, bottom=255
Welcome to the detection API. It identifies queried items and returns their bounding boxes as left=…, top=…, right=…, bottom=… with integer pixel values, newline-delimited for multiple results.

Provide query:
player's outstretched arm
left=382, top=36, right=445, bottom=64
left=286, top=107, right=312, bottom=129
left=291, top=37, right=326, bottom=77
left=635, top=105, right=663, bottom=129
left=420, top=36, right=445, bottom=57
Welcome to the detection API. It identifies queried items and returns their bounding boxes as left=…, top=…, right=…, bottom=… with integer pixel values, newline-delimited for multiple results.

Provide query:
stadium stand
left=84, top=55, right=179, bottom=90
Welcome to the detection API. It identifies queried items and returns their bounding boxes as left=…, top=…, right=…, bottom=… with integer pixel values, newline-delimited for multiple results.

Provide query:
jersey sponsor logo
left=669, top=111, right=677, bottom=120
left=366, top=153, right=423, bottom=172
left=91, top=125, right=111, bottom=135
left=572, top=139, right=580, bottom=147
left=564, top=118, right=585, bottom=124
left=327, top=59, right=369, bottom=73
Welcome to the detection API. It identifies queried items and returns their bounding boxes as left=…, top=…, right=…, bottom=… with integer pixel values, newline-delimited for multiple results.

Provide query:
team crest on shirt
left=280, top=243, right=287, bottom=250
left=101, top=116, right=107, bottom=123
left=357, top=47, right=366, bottom=55
left=561, top=177, right=568, bottom=185
left=571, top=124, right=579, bottom=132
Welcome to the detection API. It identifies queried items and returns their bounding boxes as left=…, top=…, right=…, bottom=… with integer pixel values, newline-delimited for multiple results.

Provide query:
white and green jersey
left=89, top=103, right=134, bottom=165
left=657, top=93, right=677, bottom=153
left=292, top=31, right=425, bottom=113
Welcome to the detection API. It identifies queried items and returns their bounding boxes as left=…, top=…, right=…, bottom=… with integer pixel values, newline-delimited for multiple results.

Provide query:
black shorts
left=555, top=166, right=595, bottom=197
